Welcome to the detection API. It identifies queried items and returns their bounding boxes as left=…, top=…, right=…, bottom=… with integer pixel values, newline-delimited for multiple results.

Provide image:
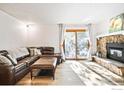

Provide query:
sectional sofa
left=0, top=47, right=56, bottom=85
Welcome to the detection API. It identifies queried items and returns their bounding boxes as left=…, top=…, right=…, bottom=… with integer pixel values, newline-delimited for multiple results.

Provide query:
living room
left=0, top=1, right=124, bottom=93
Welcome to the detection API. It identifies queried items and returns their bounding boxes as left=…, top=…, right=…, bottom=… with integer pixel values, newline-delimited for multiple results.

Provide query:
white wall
left=0, top=10, right=60, bottom=52
left=0, top=10, right=27, bottom=50
left=65, top=24, right=88, bottom=29
left=0, top=9, right=60, bottom=52
left=26, top=24, right=60, bottom=53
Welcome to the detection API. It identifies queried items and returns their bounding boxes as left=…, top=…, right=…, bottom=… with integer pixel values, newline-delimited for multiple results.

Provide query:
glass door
left=65, top=29, right=89, bottom=59
left=65, top=32, right=76, bottom=59
left=77, top=31, right=89, bottom=59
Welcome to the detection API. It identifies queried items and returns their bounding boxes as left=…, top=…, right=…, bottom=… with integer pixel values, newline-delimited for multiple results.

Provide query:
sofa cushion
left=18, top=55, right=40, bottom=66
left=0, top=55, right=13, bottom=66
left=8, top=48, right=20, bottom=59
left=15, top=62, right=27, bottom=73
left=8, top=48, right=29, bottom=61
left=6, top=54, right=17, bottom=66
left=18, top=48, right=29, bottom=56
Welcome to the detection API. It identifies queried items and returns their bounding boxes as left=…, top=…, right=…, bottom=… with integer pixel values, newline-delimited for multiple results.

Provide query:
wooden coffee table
left=30, top=57, right=57, bottom=80
left=41, top=53, right=62, bottom=65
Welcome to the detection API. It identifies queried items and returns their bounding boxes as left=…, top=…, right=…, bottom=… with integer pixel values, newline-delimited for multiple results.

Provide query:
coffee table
left=41, top=53, right=62, bottom=65
left=30, top=57, right=57, bottom=80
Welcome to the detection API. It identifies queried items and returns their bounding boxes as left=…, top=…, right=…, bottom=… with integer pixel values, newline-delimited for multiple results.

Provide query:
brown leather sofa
left=0, top=47, right=56, bottom=85
left=0, top=49, right=40, bottom=85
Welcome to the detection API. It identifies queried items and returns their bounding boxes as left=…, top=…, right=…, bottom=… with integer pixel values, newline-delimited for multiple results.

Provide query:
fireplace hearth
left=106, top=43, right=124, bottom=63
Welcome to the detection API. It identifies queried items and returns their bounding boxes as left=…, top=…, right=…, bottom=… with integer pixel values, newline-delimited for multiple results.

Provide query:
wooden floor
left=16, top=60, right=84, bottom=85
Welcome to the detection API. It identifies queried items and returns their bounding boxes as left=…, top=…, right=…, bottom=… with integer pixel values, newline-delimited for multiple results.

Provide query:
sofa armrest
left=0, top=65, right=15, bottom=85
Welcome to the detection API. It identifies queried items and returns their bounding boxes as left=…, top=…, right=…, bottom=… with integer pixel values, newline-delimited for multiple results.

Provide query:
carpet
left=70, top=61, right=124, bottom=86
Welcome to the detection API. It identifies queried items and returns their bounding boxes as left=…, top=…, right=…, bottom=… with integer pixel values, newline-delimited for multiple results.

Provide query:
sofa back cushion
left=8, top=48, right=30, bottom=61
left=0, top=55, right=13, bottom=66
left=6, top=54, right=17, bottom=66
left=40, top=47, right=54, bottom=55
left=18, top=48, right=29, bottom=56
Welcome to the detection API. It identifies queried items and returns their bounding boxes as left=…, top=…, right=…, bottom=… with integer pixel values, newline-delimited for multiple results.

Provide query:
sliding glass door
left=65, top=32, right=76, bottom=59
left=65, top=29, right=89, bottom=59
left=77, top=31, right=89, bottom=59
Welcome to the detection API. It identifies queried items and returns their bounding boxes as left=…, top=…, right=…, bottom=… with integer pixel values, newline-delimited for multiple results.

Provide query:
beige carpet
left=70, top=61, right=124, bottom=85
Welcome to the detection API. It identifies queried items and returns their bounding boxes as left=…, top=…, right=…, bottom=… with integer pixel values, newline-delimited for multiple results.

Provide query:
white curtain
left=58, top=24, right=65, bottom=61
left=87, top=24, right=92, bottom=60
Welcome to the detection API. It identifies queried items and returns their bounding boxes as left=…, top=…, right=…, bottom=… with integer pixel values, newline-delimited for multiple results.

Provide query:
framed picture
left=109, top=13, right=124, bottom=33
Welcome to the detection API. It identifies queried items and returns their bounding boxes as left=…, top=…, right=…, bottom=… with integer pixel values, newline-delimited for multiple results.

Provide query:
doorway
left=65, top=29, right=90, bottom=60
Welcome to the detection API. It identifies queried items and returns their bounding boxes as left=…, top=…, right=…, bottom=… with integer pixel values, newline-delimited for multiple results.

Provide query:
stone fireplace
left=97, top=35, right=124, bottom=58
left=106, top=43, right=124, bottom=63
left=93, top=34, right=124, bottom=76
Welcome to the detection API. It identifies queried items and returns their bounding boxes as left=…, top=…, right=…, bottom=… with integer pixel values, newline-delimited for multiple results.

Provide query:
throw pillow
left=29, top=48, right=35, bottom=56
left=6, top=54, right=17, bottom=66
left=29, top=48, right=42, bottom=56
left=33, top=48, right=38, bottom=55
left=0, top=55, right=13, bottom=66
left=35, top=49, right=42, bottom=55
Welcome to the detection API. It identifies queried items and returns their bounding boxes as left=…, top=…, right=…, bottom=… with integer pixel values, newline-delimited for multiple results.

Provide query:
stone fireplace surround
left=97, top=35, right=124, bottom=58
left=92, top=34, right=124, bottom=76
